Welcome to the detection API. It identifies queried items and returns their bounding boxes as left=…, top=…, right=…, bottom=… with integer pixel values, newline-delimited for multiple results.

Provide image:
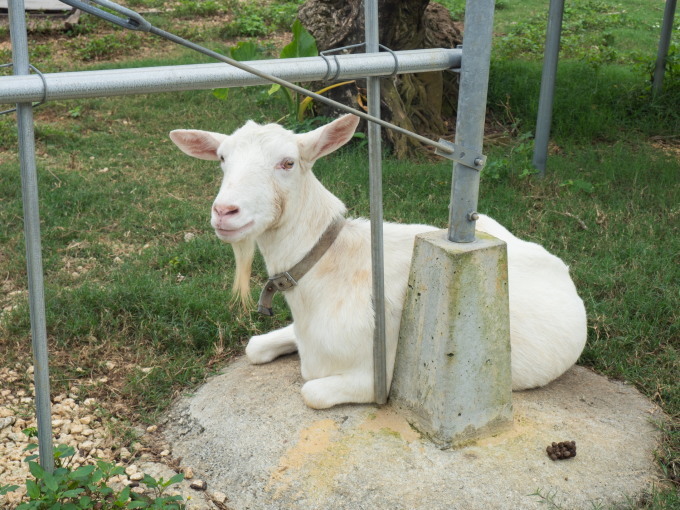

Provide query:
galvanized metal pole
left=365, top=0, right=387, bottom=405
left=8, top=0, right=54, bottom=472
left=0, top=49, right=462, bottom=104
left=448, top=0, right=496, bottom=242
left=532, top=0, right=565, bottom=177
left=652, top=0, right=677, bottom=95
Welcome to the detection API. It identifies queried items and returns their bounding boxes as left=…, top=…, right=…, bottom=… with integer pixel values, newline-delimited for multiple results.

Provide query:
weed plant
left=1, top=432, right=185, bottom=508
left=219, top=0, right=303, bottom=37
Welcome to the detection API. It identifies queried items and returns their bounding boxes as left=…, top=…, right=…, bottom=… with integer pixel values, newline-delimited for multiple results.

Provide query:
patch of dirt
left=651, top=136, right=680, bottom=158
left=60, top=254, right=98, bottom=278
left=0, top=6, right=292, bottom=72
left=0, top=279, right=26, bottom=318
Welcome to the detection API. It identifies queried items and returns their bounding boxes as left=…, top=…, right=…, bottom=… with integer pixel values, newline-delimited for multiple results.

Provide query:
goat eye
left=280, top=158, right=295, bottom=170
left=219, top=155, right=225, bottom=162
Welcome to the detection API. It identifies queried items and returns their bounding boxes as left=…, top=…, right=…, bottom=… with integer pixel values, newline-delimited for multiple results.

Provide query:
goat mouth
left=214, top=221, right=254, bottom=240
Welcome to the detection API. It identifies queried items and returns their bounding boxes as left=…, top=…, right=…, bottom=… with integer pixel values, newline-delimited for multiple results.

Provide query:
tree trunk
left=298, top=0, right=462, bottom=157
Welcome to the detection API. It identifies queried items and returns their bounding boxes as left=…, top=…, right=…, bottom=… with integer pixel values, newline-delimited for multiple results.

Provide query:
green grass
left=0, top=0, right=678, bottom=506
left=0, top=86, right=293, bottom=416
left=488, top=59, right=680, bottom=141
left=3, top=93, right=677, bottom=426
left=7, top=85, right=677, bottom=419
left=491, top=0, right=669, bottom=61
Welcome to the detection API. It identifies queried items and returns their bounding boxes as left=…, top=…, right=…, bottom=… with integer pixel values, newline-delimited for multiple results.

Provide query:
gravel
left=0, top=363, right=226, bottom=509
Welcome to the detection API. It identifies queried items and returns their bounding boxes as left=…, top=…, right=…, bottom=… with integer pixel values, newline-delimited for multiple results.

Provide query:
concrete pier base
left=391, top=230, right=513, bottom=447
left=162, top=356, right=665, bottom=510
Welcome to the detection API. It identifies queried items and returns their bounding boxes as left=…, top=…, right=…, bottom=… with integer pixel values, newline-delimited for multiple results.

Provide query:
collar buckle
left=268, top=271, right=298, bottom=292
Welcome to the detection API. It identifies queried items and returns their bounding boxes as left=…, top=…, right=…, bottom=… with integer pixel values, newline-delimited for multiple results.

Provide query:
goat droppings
left=546, top=440, right=576, bottom=461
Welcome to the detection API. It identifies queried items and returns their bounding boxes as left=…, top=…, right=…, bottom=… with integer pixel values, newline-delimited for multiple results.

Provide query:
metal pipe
left=0, top=43, right=461, bottom=158
left=448, top=0, right=496, bottom=242
left=365, top=0, right=387, bottom=405
left=0, top=49, right=461, bottom=104
left=8, top=0, right=54, bottom=473
left=50, top=0, right=457, bottom=154
left=652, top=0, right=677, bottom=94
left=532, top=0, right=565, bottom=176
left=150, top=25, right=462, bottom=156
left=2, top=0, right=465, bottom=158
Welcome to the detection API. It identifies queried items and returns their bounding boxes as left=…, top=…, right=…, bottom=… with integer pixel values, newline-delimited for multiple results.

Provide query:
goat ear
left=169, top=129, right=227, bottom=161
left=297, top=114, right=360, bottom=162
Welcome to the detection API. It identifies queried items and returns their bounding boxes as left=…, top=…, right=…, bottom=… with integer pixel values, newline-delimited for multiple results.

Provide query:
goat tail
left=231, top=238, right=255, bottom=309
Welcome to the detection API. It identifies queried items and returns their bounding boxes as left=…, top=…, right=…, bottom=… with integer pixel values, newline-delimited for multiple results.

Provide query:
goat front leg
left=301, top=371, right=374, bottom=409
left=246, top=323, right=297, bottom=364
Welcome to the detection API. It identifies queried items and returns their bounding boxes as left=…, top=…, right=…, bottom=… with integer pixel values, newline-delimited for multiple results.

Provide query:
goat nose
left=213, top=204, right=240, bottom=217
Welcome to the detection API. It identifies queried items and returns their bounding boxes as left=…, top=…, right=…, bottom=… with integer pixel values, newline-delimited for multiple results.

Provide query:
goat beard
left=231, top=238, right=255, bottom=309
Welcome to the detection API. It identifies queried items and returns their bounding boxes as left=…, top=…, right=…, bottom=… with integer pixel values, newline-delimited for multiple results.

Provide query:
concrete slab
left=162, top=355, right=664, bottom=510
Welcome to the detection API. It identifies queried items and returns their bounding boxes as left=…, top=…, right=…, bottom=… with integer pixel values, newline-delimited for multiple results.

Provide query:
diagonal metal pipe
left=39, top=0, right=463, bottom=156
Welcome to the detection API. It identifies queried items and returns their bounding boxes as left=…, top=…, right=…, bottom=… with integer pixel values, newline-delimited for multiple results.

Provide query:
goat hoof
left=245, top=341, right=276, bottom=364
left=301, top=381, right=334, bottom=409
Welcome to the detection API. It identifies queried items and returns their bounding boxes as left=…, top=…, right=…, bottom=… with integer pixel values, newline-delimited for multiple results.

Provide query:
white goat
left=169, top=115, right=587, bottom=409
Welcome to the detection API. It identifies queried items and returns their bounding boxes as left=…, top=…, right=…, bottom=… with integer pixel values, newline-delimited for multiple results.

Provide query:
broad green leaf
left=96, top=459, right=114, bottom=471
left=24, top=443, right=38, bottom=452
left=110, top=465, right=125, bottom=476
left=166, top=472, right=185, bottom=486
left=62, top=488, right=84, bottom=498
left=54, top=445, right=76, bottom=459
left=69, top=465, right=96, bottom=480
left=115, top=485, right=130, bottom=504
left=280, top=19, right=318, bottom=59
left=130, top=492, right=153, bottom=505
left=28, top=461, right=45, bottom=479
left=78, top=495, right=92, bottom=508
left=142, top=474, right=158, bottom=487
left=22, top=427, right=38, bottom=438
left=43, top=471, right=58, bottom=492
left=274, top=86, right=295, bottom=111
left=127, top=502, right=148, bottom=509
left=26, top=479, right=41, bottom=499
left=53, top=467, right=69, bottom=481
left=90, top=469, right=104, bottom=483
left=0, top=484, right=19, bottom=495
left=212, top=88, right=229, bottom=100
left=97, top=486, right=113, bottom=496
left=229, top=41, right=261, bottom=61
left=61, top=502, right=79, bottom=509
left=268, top=84, right=281, bottom=95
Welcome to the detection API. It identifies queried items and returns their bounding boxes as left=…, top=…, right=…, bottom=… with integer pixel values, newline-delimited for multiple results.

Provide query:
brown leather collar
left=257, top=217, right=345, bottom=316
